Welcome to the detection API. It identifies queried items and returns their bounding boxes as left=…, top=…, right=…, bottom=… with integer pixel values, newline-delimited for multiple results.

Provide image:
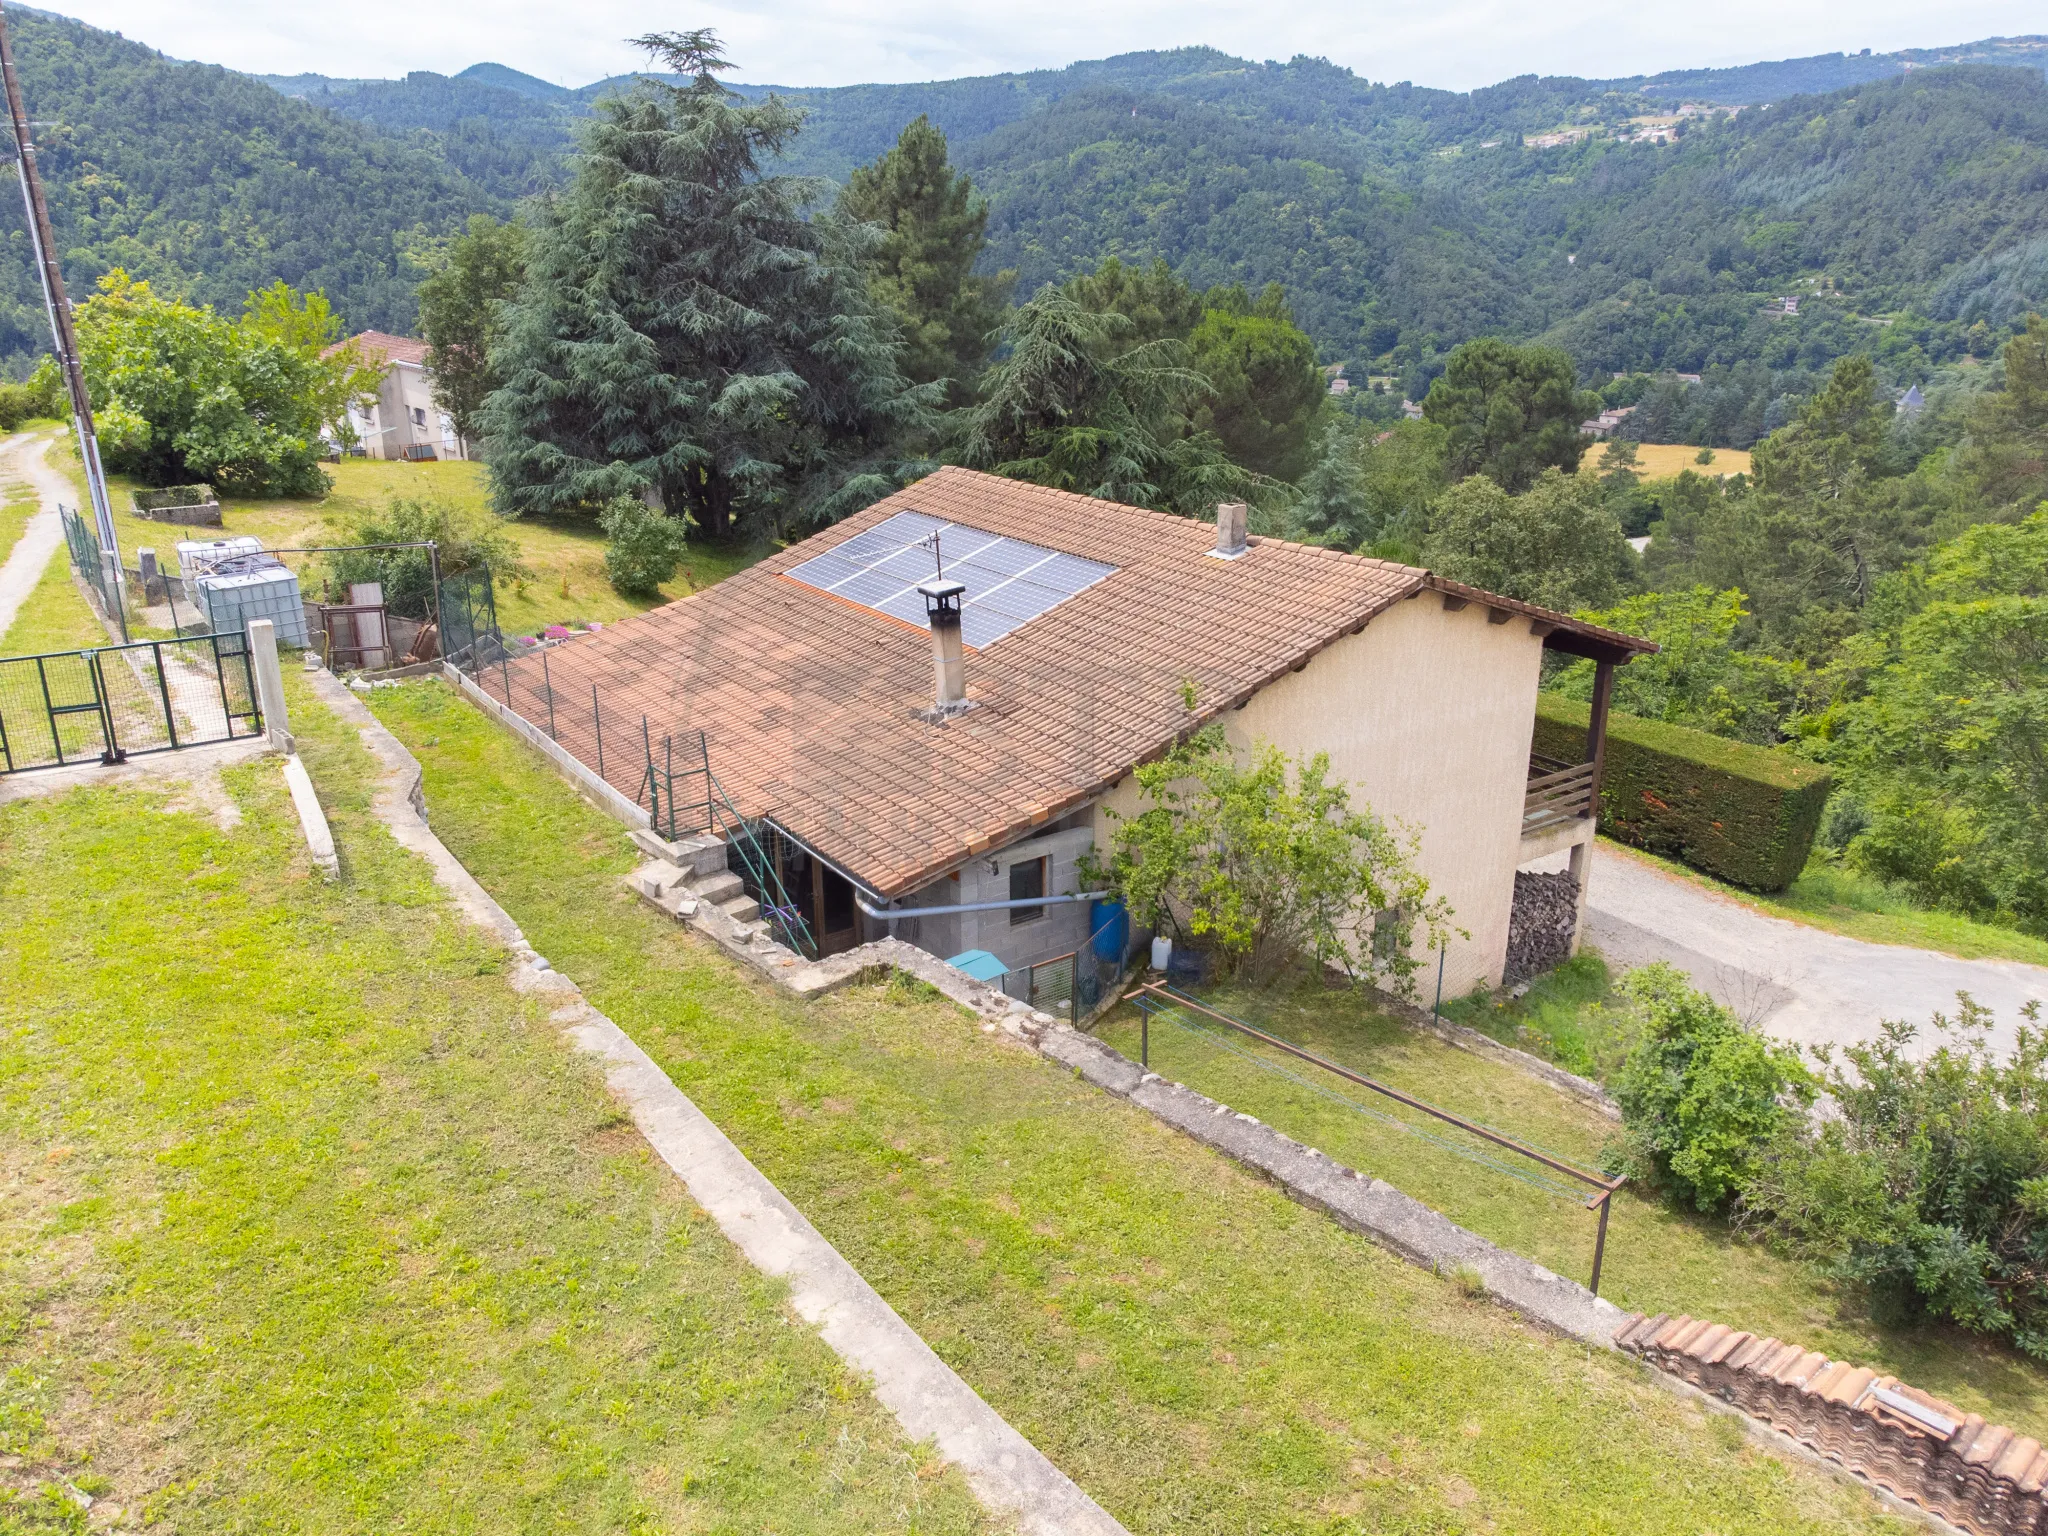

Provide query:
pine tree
left=839, top=116, right=1012, bottom=405
left=1294, top=420, right=1371, bottom=547
left=960, top=286, right=1257, bottom=517
left=417, top=214, right=529, bottom=450
left=481, top=31, right=936, bottom=539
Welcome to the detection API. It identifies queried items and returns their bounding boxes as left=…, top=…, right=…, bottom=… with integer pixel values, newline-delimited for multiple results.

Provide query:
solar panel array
left=783, top=510, right=1117, bottom=648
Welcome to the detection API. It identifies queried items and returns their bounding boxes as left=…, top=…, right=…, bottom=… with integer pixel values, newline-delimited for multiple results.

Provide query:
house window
left=1008, top=856, right=1047, bottom=925
left=412, top=406, right=427, bottom=427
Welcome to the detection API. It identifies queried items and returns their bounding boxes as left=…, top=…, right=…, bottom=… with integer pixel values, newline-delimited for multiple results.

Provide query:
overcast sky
left=42, top=0, right=2048, bottom=91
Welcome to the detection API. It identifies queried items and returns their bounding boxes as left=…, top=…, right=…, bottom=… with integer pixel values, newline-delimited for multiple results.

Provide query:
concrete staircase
left=628, top=828, right=762, bottom=928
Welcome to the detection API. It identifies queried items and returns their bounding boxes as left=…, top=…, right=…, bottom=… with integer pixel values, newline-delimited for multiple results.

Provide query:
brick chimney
left=1210, top=501, right=1248, bottom=560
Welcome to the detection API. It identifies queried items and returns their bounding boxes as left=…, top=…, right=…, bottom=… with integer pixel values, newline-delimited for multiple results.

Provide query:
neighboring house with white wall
left=331, top=331, right=469, bottom=461
left=496, top=467, right=1653, bottom=991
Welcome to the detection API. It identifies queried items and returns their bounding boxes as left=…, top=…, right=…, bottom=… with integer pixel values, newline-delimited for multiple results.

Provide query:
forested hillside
left=0, top=8, right=497, bottom=370
left=10, top=6, right=2048, bottom=408
left=1631, top=35, right=2048, bottom=103
left=258, top=35, right=2048, bottom=397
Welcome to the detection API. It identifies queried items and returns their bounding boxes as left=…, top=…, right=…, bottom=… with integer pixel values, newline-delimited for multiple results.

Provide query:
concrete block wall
left=890, top=822, right=1099, bottom=973
left=1617, top=1312, right=2048, bottom=1535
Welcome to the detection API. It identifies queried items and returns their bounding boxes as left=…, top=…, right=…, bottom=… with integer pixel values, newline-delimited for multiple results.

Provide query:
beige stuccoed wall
left=1093, top=592, right=1546, bottom=996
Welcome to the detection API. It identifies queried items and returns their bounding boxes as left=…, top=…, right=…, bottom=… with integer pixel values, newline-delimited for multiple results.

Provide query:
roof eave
left=1420, top=574, right=1658, bottom=664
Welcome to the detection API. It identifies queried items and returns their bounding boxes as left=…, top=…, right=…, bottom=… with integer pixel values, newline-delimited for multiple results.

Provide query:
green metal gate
left=0, top=633, right=261, bottom=774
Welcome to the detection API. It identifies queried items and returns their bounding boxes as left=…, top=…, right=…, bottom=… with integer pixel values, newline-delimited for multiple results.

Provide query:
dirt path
left=1571, top=843, right=2048, bottom=1059
left=0, top=432, right=71, bottom=641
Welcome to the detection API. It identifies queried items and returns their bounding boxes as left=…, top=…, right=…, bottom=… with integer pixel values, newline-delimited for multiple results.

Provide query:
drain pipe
left=857, top=891, right=1109, bottom=926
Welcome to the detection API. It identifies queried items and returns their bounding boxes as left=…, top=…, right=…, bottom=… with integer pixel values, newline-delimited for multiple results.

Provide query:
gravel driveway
left=1534, top=843, right=2048, bottom=1060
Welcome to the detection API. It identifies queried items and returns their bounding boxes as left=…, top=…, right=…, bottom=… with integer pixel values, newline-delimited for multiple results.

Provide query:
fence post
left=247, top=618, right=291, bottom=752
left=592, top=684, right=603, bottom=781
left=540, top=646, right=558, bottom=740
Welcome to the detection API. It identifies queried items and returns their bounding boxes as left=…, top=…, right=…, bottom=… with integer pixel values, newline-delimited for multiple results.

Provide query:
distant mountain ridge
left=259, top=33, right=2048, bottom=115
left=7, top=8, right=2048, bottom=392
left=1626, top=35, right=2048, bottom=104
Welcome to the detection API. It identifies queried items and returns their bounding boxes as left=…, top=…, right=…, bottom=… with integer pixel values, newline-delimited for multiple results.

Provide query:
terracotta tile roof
left=494, top=467, right=1652, bottom=898
left=329, top=330, right=429, bottom=368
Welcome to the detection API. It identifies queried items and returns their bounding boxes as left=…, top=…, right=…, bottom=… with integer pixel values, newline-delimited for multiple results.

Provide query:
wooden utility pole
left=0, top=0, right=118, bottom=555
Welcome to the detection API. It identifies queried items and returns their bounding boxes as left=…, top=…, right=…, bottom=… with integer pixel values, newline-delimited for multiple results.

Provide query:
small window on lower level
left=1009, top=856, right=1047, bottom=925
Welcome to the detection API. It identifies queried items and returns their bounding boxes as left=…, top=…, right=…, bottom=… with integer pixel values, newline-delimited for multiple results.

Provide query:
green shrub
left=0, top=358, right=64, bottom=430
left=1603, top=964, right=1813, bottom=1213
left=1745, top=997, right=2048, bottom=1356
left=599, top=497, right=690, bottom=597
left=326, top=497, right=528, bottom=620
left=1535, top=692, right=1832, bottom=890
left=1095, top=724, right=1458, bottom=995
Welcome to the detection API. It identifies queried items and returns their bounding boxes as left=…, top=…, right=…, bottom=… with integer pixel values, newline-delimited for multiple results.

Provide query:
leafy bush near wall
left=1603, top=964, right=1814, bottom=1213
left=1534, top=693, right=1832, bottom=891
left=1745, top=997, right=2048, bottom=1357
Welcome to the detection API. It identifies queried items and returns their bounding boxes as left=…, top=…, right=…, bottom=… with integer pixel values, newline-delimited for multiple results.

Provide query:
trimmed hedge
left=1534, top=693, right=1833, bottom=892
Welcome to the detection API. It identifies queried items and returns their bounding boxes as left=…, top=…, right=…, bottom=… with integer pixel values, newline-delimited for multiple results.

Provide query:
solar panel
left=784, top=510, right=1115, bottom=646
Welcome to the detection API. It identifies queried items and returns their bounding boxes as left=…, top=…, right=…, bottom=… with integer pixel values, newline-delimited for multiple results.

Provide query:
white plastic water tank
left=196, top=566, right=310, bottom=647
left=176, top=536, right=263, bottom=576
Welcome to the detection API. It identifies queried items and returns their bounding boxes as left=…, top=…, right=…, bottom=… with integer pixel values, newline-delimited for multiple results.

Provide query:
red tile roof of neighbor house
left=328, top=330, right=429, bottom=367
left=496, top=467, right=1653, bottom=898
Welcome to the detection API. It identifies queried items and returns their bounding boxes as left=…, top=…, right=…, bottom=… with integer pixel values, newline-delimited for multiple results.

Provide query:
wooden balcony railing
left=1524, top=753, right=1597, bottom=836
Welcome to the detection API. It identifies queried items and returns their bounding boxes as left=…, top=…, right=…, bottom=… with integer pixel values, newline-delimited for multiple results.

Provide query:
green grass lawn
left=0, top=548, right=108, bottom=655
left=0, top=673, right=989, bottom=1533
left=1607, top=838, right=2048, bottom=968
left=369, top=676, right=1919, bottom=1536
left=1094, top=975, right=2048, bottom=1442
left=55, top=450, right=771, bottom=643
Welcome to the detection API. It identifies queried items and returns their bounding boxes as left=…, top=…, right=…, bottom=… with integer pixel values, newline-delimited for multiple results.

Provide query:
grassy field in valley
left=368, top=674, right=1923, bottom=1536
left=0, top=671, right=989, bottom=1533
left=1607, top=838, right=2048, bottom=967
left=1578, top=443, right=1753, bottom=479
left=1093, top=975, right=2048, bottom=1442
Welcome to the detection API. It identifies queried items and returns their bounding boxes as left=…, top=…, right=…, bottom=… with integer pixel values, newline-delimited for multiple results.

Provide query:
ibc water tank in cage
left=195, top=566, right=310, bottom=647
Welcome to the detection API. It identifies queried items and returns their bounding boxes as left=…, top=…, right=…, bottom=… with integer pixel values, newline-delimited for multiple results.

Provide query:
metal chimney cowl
left=916, top=575, right=974, bottom=722
left=1210, top=501, right=1249, bottom=559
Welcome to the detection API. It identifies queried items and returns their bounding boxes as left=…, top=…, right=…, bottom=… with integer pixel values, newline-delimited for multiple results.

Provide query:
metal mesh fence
left=58, top=504, right=129, bottom=642
left=437, top=565, right=505, bottom=672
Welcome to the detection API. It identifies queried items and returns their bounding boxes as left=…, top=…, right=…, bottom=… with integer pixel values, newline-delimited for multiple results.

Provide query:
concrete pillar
left=98, top=549, right=126, bottom=624
left=247, top=618, right=293, bottom=753
left=1567, top=834, right=1594, bottom=955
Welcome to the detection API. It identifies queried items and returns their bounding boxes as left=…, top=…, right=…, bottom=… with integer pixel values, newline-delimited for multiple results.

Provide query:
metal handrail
left=701, top=756, right=816, bottom=961
left=1130, top=981, right=1625, bottom=1293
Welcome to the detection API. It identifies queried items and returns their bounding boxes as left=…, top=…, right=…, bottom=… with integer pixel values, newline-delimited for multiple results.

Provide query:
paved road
left=1534, top=843, right=2048, bottom=1060
left=0, top=433, right=69, bottom=641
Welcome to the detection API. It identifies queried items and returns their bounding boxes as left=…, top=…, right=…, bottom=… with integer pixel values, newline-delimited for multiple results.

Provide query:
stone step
left=719, top=894, right=761, bottom=924
left=629, top=860, right=691, bottom=901
left=670, top=832, right=731, bottom=879
left=691, top=869, right=744, bottom=905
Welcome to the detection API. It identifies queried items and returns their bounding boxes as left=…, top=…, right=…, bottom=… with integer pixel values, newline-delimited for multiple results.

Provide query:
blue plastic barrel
left=1090, top=899, right=1129, bottom=961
